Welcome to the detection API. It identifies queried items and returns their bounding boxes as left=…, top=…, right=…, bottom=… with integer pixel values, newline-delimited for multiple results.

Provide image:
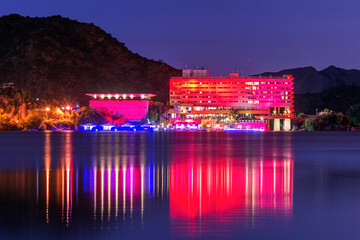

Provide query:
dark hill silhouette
left=0, top=14, right=359, bottom=115
left=0, top=14, right=181, bottom=104
left=294, top=86, right=360, bottom=116
left=260, top=65, right=360, bottom=94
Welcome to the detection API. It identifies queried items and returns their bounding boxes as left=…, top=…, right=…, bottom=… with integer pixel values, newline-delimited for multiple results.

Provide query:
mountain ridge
left=0, top=14, right=181, bottom=104
left=260, top=65, right=360, bottom=94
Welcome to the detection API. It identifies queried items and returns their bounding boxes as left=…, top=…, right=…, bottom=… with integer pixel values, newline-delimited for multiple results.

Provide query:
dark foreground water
left=0, top=131, right=360, bottom=239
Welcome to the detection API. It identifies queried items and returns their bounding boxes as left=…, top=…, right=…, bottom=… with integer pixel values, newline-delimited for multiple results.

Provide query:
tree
left=146, top=102, right=168, bottom=123
left=305, top=118, right=316, bottom=131
left=229, top=110, right=238, bottom=122
left=146, top=108, right=158, bottom=123
left=0, top=112, right=17, bottom=130
left=75, top=107, right=106, bottom=128
left=323, top=108, right=330, bottom=114
left=20, top=109, right=47, bottom=130
left=201, top=123, right=208, bottom=130
left=292, top=116, right=306, bottom=130
left=297, top=113, right=307, bottom=119
left=346, top=104, right=360, bottom=124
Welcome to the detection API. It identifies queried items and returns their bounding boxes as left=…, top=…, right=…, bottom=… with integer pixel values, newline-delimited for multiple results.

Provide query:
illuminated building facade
left=86, top=93, right=155, bottom=121
left=169, top=70, right=294, bottom=131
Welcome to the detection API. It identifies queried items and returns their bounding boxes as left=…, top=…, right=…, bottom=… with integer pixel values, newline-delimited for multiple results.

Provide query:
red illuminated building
left=169, top=70, right=294, bottom=131
left=86, top=93, right=155, bottom=121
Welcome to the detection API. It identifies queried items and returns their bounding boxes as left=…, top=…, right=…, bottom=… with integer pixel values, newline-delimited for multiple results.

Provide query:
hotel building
left=169, top=70, right=294, bottom=131
left=86, top=93, right=155, bottom=121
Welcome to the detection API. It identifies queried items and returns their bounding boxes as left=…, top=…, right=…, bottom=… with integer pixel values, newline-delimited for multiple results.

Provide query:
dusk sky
left=1, top=0, right=359, bottom=75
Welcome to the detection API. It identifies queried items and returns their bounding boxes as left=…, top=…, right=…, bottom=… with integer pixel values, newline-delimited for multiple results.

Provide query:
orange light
left=66, top=106, right=70, bottom=110
left=45, top=107, right=50, bottom=111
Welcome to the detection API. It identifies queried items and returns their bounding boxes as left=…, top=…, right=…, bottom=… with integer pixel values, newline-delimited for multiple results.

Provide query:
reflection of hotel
left=169, top=159, right=293, bottom=237
left=169, top=69, right=294, bottom=131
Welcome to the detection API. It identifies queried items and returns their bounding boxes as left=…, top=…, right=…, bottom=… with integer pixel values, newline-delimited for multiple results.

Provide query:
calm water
left=0, top=131, right=360, bottom=239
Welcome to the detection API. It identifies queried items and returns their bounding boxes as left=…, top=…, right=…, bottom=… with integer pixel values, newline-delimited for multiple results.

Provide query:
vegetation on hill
left=294, top=86, right=360, bottom=122
left=0, top=87, right=131, bottom=130
left=292, top=110, right=357, bottom=131
left=0, top=14, right=181, bottom=104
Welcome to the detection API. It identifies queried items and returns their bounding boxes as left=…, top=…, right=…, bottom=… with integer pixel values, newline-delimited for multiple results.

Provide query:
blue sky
left=1, top=0, right=359, bottom=75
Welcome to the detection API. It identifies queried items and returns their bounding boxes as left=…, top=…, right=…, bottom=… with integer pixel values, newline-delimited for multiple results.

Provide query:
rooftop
left=173, top=69, right=293, bottom=80
left=170, top=75, right=293, bottom=80
left=86, top=93, right=156, bottom=99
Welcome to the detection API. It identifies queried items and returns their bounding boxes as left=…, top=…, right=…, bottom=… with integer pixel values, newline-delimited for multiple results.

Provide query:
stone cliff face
left=0, top=14, right=181, bottom=104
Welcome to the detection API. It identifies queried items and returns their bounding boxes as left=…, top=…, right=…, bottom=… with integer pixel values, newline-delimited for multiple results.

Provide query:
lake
left=0, top=131, right=359, bottom=239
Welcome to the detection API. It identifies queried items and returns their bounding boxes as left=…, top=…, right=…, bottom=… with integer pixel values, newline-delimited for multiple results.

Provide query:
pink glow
left=86, top=93, right=156, bottom=98
left=232, top=121, right=266, bottom=131
left=89, top=100, right=151, bottom=121
left=170, top=75, right=294, bottom=117
left=170, top=159, right=293, bottom=237
left=174, top=119, right=201, bottom=124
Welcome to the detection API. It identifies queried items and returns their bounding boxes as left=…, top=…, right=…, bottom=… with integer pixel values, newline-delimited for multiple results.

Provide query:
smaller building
left=86, top=93, right=156, bottom=121
left=82, top=123, right=96, bottom=131
left=101, top=123, right=115, bottom=131
left=1, top=83, right=14, bottom=89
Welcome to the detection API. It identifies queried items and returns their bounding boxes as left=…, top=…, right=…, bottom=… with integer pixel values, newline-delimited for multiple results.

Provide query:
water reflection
left=0, top=132, right=294, bottom=239
left=42, top=132, right=74, bottom=226
left=169, top=159, right=293, bottom=237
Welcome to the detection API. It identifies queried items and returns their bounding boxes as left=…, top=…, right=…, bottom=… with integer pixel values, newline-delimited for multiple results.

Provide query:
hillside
left=294, top=86, right=360, bottom=116
left=0, top=14, right=359, bottom=116
left=260, top=66, right=360, bottom=94
left=0, top=14, right=181, bottom=104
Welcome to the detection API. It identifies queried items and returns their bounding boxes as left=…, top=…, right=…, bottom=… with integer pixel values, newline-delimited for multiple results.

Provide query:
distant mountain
left=260, top=66, right=360, bottom=94
left=0, top=14, right=181, bottom=104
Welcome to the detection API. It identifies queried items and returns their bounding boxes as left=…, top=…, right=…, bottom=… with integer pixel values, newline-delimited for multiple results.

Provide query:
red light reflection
left=170, top=159, right=293, bottom=237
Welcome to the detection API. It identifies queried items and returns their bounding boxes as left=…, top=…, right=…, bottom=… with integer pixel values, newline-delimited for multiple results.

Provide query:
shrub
left=305, top=118, right=316, bottom=131
left=20, top=109, right=47, bottom=130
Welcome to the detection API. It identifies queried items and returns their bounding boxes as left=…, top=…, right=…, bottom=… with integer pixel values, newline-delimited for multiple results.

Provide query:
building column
left=274, top=119, right=280, bottom=131
left=284, top=119, right=291, bottom=131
